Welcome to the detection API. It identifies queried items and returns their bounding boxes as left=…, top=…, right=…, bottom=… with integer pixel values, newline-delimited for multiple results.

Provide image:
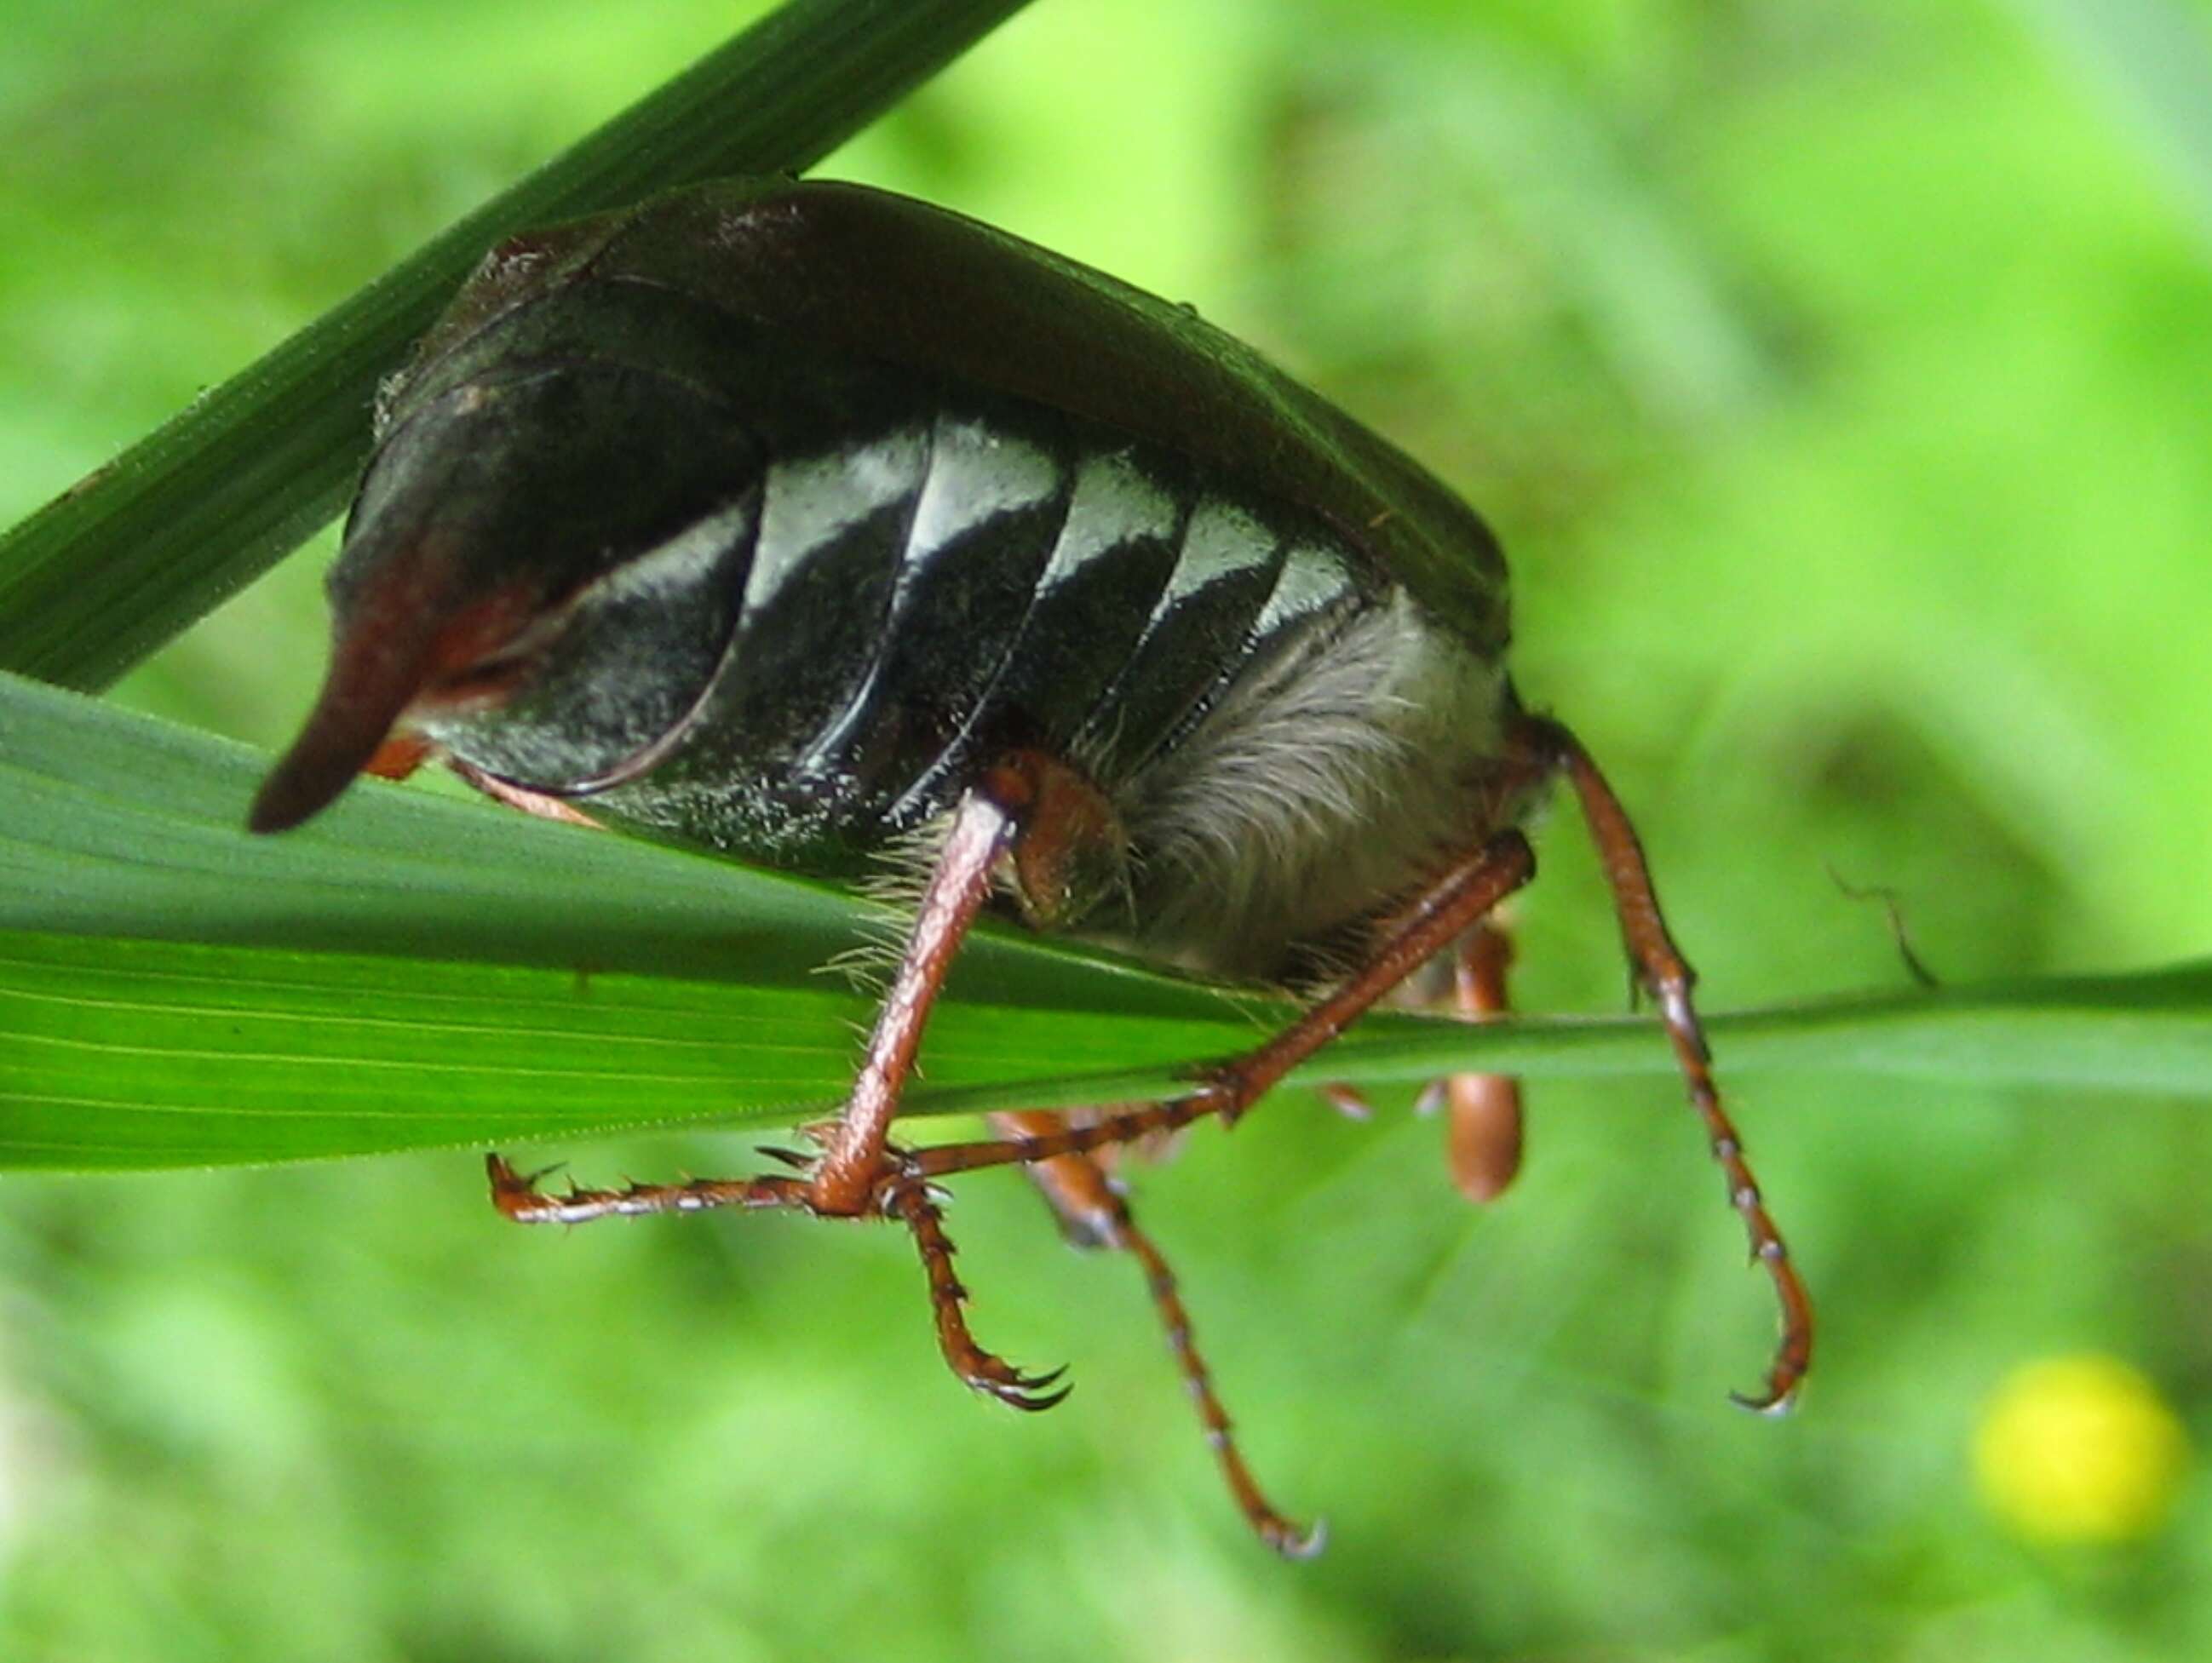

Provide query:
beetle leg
left=485, top=1153, right=811, bottom=1221
left=807, top=788, right=1022, bottom=1216
left=1439, top=922, right=1525, bottom=1202
left=489, top=757, right=1115, bottom=1411
left=809, top=748, right=1124, bottom=1215
left=903, top=829, right=1539, bottom=1176
left=363, top=730, right=435, bottom=781
left=997, top=1110, right=1321, bottom=1557
left=485, top=1155, right=1068, bottom=1410
left=1317, top=923, right=1522, bottom=1193
left=882, top=1176, right=1072, bottom=1412
left=1317, top=1084, right=1375, bottom=1121
left=480, top=1158, right=809, bottom=1220
left=899, top=770, right=1811, bottom=1412
left=1516, top=714, right=1813, bottom=1414
left=447, top=756, right=605, bottom=829
left=324, top=725, right=600, bottom=832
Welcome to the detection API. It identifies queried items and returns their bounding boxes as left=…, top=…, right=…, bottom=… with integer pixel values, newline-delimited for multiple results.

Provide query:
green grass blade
left=3, top=671, right=2209, bottom=1172
left=0, top=670, right=1227, bottom=1019
left=0, top=0, right=1037, bottom=693
left=7, top=931, right=2209, bottom=1173
left=0, top=930, right=1259, bottom=1169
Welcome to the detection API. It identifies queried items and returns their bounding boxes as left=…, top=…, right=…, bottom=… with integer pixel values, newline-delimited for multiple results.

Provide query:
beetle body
left=252, top=179, right=1807, bottom=1557
left=261, top=180, right=1521, bottom=980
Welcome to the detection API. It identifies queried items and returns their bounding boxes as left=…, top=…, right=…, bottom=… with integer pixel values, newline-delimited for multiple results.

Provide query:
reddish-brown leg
left=997, top=1110, right=1321, bottom=1557
left=485, top=761, right=1126, bottom=1414
left=808, top=788, right=1020, bottom=1215
left=1438, top=922, right=1525, bottom=1202
left=489, top=827, right=1529, bottom=1440
left=448, top=757, right=605, bottom=828
left=1317, top=1084, right=1375, bottom=1121
left=1520, top=714, right=1813, bottom=1414
left=485, top=1154, right=1067, bottom=1409
left=478, top=772, right=1023, bottom=1223
left=905, top=829, right=1540, bottom=1178
left=899, top=728, right=1813, bottom=1414
left=808, top=749, right=1129, bottom=1213
left=353, top=733, right=606, bottom=829
left=1320, top=922, right=1522, bottom=1197
left=486, top=1153, right=807, bottom=1222
left=882, top=1177, right=1071, bottom=1411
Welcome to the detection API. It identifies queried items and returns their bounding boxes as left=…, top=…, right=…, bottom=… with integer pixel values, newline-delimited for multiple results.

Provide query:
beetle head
left=250, top=364, right=759, bottom=834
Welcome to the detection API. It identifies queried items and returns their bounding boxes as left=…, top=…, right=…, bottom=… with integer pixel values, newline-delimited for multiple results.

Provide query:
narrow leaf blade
left=0, top=0, right=1038, bottom=691
left=4, top=673, right=2209, bottom=1173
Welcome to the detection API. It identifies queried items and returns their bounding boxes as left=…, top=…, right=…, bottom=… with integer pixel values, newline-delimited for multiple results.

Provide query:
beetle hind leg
left=1517, top=714, right=1813, bottom=1414
left=894, top=765, right=1811, bottom=1410
left=998, top=1110, right=1321, bottom=1557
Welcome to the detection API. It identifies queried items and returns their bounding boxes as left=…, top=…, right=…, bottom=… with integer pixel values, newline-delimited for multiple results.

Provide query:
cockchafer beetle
left=250, top=177, right=1811, bottom=1556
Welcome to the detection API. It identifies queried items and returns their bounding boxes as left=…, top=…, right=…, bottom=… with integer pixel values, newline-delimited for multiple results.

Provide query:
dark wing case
left=409, top=177, right=1512, bottom=658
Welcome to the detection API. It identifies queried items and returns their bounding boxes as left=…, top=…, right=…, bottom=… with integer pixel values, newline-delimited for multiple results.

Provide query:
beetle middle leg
left=998, top=1110, right=1321, bottom=1557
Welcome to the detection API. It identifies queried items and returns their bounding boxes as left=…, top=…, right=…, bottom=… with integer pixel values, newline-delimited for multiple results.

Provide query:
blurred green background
left=5, top=0, right=2211, bottom=1656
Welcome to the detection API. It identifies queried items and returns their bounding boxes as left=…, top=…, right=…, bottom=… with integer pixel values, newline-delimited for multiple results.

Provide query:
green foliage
left=9, top=670, right=2210, bottom=1170
left=3, top=2, right=2210, bottom=1660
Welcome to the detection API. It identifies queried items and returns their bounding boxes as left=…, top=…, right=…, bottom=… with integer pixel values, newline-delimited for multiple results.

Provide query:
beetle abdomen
left=417, top=361, right=1409, bottom=884
left=334, top=210, right=1514, bottom=975
left=382, top=318, right=1515, bottom=977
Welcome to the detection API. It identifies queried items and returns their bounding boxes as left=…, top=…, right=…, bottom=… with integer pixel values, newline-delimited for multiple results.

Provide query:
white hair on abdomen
left=1105, top=589, right=1509, bottom=980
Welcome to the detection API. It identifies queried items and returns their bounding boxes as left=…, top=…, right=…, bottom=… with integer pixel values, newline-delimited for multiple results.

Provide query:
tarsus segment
left=1525, top=714, right=1813, bottom=1412
left=485, top=1154, right=1068, bottom=1413
left=884, top=1178, right=1072, bottom=1411
left=1003, top=1111, right=1321, bottom=1557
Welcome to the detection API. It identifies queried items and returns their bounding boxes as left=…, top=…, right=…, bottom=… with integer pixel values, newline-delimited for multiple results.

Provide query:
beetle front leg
left=486, top=760, right=1096, bottom=1413
left=485, top=1153, right=809, bottom=1221
left=485, top=1154, right=1070, bottom=1412
left=807, top=786, right=1024, bottom=1215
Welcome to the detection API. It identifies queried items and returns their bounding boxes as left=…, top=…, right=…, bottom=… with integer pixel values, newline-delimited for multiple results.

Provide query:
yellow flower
left=1974, top=1355, right=2191, bottom=1543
